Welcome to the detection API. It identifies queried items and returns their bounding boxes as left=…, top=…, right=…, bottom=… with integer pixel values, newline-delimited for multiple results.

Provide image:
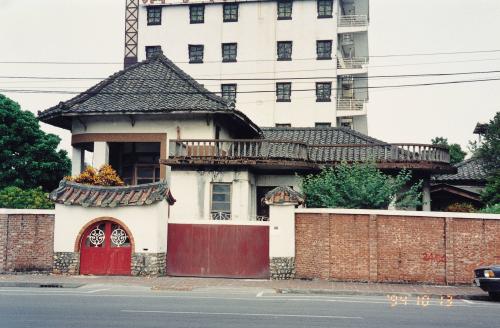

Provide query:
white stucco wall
left=269, top=204, right=295, bottom=258
left=255, top=174, right=301, bottom=191
left=54, top=202, right=169, bottom=254
left=138, top=0, right=362, bottom=129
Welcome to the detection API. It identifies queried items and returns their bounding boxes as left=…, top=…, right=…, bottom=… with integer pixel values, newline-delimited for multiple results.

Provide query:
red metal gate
left=80, top=221, right=132, bottom=275
left=167, top=224, right=269, bottom=279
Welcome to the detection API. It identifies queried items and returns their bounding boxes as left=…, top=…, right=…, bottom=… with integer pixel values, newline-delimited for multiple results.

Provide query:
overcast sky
left=1, top=0, right=499, bottom=153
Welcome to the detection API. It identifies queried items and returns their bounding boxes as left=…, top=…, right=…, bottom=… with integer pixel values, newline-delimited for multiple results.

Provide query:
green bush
left=480, top=203, right=500, bottom=214
left=0, top=186, right=54, bottom=209
left=301, top=162, right=422, bottom=209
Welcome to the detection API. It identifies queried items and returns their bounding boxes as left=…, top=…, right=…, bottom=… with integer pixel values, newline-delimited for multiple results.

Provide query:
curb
left=276, top=288, right=489, bottom=300
left=0, top=282, right=84, bottom=288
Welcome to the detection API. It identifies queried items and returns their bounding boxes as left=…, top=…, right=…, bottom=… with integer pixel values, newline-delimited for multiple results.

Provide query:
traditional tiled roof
left=37, top=53, right=261, bottom=136
left=49, top=180, right=176, bottom=207
left=264, top=186, right=305, bottom=205
left=432, top=158, right=487, bottom=184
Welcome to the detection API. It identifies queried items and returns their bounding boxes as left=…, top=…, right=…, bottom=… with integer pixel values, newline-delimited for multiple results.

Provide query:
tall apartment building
left=126, top=0, right=369, bottom=133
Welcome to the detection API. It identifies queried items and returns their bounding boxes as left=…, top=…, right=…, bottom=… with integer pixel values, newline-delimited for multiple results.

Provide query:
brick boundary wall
left=295, top=210, right=500, bottom=285
left=0, top=210, right=55, bottom=273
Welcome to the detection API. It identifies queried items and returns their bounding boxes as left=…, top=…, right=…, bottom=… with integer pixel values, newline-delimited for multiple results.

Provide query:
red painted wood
left=80, top=221, right=131, bottom=275
left=167, top=224, right=269, bottom=279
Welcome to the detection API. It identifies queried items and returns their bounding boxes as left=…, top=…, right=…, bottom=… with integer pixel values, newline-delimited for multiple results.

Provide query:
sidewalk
left=0, top=274, right=487, bottom=299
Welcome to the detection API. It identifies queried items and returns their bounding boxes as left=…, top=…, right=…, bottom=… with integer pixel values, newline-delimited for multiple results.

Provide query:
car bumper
left=474, top=278, right=500, bottom=292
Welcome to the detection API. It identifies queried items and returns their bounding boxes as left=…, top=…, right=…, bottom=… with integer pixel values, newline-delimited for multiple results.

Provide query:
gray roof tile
left=433, top=158, right=487, bottom=183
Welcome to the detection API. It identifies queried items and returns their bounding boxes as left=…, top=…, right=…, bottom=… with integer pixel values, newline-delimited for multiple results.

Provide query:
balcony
left=163, top=139, right=452, bottom=172
left=338, top=15, right=368, bottom=33
left=337, top=98, right=367, bottom=116
left=337, top=56, right=368, bottom=75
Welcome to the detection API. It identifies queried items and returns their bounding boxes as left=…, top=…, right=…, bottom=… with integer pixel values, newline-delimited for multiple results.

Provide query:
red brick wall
left=0, top=213, right=54, bottom=273
left=295, top=212, right=500, bottom=285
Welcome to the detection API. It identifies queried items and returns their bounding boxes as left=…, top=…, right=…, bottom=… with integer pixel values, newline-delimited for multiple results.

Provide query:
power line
left=370, top=49, right=500, bottom=58
left=2, top=76, right=500, bottom=95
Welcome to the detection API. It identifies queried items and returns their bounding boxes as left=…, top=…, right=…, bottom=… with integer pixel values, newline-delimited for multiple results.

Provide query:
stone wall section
left=270, top=257, right=295, bottom=280
left=53, top=252, right=80, bottom=274
left=131, top=252, right=166, bottom=276
left=295, top=213, right=500, bottom=285
left=0, top=213, right=54, bottom=273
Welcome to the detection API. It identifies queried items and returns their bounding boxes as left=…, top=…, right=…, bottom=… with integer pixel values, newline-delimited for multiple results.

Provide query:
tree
left=431, top=137, right=466, bottom=165
left=477, top=112, right=500, bottom=207
left=301, top=162, right=422, bottom=209
left=0, top=94, right=71, bottom=191
left=66, top=165, right=124, bottom=186
left=0, top=186, right=54, bottom=209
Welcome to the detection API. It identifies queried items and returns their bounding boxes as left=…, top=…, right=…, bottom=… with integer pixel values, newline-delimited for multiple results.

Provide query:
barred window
left=189, top=45, right=204, bottom=63
left=222, top=43, right=237, bottom=62
left=276, top=82, right=292, bottom=102
left=145, top=46, right=162, bottom=59
left=317, top=40, right=332, bottom=59
left=317, top=0, right=333, bottom=18
left=277, top=0, right=293, bottom=20
left=190, top=4, right=205, bottom=24
left=223, top=3, right=239, bottom=22
left=277, top=41, right=293, bottom=61
left=147, top=6, right=162, bottom=25
left=316, top=82, right=332, bottom=102
left=221, top=84, right=237, bottom=103
left=211, top=183, right=231, bottom=220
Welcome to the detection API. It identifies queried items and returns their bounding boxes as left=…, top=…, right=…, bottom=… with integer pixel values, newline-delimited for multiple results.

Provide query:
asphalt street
left=0, top=284, right=499, bottom=328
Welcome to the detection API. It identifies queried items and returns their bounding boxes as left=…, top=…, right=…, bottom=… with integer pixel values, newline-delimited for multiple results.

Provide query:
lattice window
left=190, top=4, right=205, bottom=24
left=223, top=3, right=239, bottom=22
left=317, top=0, right=333, bottom=18
left=189, top=45, right=204, bottom=63
left=211, top=183, right=231, bottom=219
left=145, top=46, right=162, bottom=59
left=316, top=40, right=332, bottom=60
left=277, top=0, right=293, bottom=20
left=277, top=41, right=293, bottom=61
left=221, top=84, right=237, bottom=103
left=85, top=223, right=106, bottom=248
left=276, top=82, right=292, bottom=102
left=147, top=6, right=162, bottom=25
left=111, top=224, right=130, bottom=248
left=222, top=43, right=237, bottom=62
left=316, top=82, right=332, bottom=102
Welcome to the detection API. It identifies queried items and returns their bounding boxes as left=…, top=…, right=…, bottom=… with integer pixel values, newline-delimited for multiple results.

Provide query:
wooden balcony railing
left=169, top=139, right=309, bottom=161
left=338, top=15, right=369, bottom=27
left=168, top=140, right=450, bottom=165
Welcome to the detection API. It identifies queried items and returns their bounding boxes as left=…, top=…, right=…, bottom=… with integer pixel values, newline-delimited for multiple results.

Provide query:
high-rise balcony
left=338, top=15, right=369, bottom=33
left=336, top=98, right=367, bottom=117
left=337, top=56, right=368, bottom=75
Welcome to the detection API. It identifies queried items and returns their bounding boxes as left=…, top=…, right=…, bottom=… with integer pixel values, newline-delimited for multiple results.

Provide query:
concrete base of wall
left=131, top=252, right=166, bottom=276
left=270, top=257, right=295, bottom=280
left=53, top=252, right=80, bottom=275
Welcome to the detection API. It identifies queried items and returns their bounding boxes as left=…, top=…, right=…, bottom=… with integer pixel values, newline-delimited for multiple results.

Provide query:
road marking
left=121, top=309, right=363, bottom=319
left=85, top=288, right=110, bottom=294
left=256, top=291, right=264, bottom=297
left=462, top=299, right=474, bottom=304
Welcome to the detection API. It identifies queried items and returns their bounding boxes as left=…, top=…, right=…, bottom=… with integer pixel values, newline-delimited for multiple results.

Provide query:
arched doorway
left=79, top=220, right=132, bottom=275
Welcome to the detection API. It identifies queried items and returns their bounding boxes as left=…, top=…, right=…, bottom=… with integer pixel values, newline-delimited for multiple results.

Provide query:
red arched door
left=80, top=221, right=132, bottom=275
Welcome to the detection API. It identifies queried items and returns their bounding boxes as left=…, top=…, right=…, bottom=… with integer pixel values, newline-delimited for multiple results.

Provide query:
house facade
left=126, top=0, right=370, bottom=132
left=38, top=53, right=453, bottom=277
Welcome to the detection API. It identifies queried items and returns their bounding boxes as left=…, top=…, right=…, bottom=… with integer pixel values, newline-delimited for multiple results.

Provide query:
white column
left=92, top=142, right=109, bottom=169
left=71, top=146, right=84, bottom=176
left=269, top=204, right=295, bottom=258
left=422, top=178, right=431, bottom=211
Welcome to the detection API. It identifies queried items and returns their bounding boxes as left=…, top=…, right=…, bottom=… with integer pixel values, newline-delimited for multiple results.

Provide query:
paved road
left=0, top=284, right=498, bottom=328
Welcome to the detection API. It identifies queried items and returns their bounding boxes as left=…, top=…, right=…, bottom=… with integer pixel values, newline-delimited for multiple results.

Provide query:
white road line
left=256, top=291, right=264, bottom=297
left=85, top=288, right=110, bottom=294
left=462, top=299, right=474, bottom=304
left=121, top=309, right=363, bottom=319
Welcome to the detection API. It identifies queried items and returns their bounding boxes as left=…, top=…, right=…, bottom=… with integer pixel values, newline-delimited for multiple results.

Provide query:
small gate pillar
left=265, top=186, right=305, bottom=280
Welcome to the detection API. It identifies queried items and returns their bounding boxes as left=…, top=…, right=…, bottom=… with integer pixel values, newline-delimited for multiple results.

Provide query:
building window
left=277, top=41, right=293, bottom=61
left=221, top=84, right=237, bottom=102
left=276, top=123, right=292, bottom=127
left=211, top=183, right=231, bottom=220
left=317, top=0, right=333, bottom=18
left=223, top=3, right=239, bottom=22
left=147, top=6, right=162, bottom=25
left=190, top=4, right=205, bottom=24
left=276, top=82, right=292, bottom=102
left=277, top=0, right=293, bottom=20
left=188, top=45, right=204, bottom=63
left=340, top=118, right=353, bottom=129
left=222, top=43, right=237, bottom=62
left=316, top=82, right=332, bottom=102
left=317, top=40, right=332, bottom=60
left=145, top=46, right=162, bottom=59
left=315, top=122, right=331, bottom=128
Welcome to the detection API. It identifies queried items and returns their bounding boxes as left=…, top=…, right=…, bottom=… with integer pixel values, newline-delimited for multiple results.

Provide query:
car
left=474, top=265, right=500, bottom=300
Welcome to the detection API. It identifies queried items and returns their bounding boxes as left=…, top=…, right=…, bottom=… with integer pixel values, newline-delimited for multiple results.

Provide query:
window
left=188, top=45, right=204, bottom=63
left=316, top=82, right=332, bottom=102
left=340, top=118, right=353, bottom=129
left=147, top=6, right=162, bottom=25
left=276, top=123, right=292, bottom=127
left=317, top=0, right=333, bottom=18
left=277, top=0, right=293, bottom=20
left=316, top=40, right=332, bottom=60
left=145, top=46, right=162, bottom=59
left=315, top=122, right=331, bottom=128
left=276, top=82, right=292, bottom=102
left=222, top=43, right=237, bottom=62
left=223, top=3, right=239, bottom=22
left=211, top=183, right=231, bottom=220
left=277, top=41, right=293, bottom=61
left=221, top=84, right=237, bottom=103
left=190, top=4, right=205, bottom=24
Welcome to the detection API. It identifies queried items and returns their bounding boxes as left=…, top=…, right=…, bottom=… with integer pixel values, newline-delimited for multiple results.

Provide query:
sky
left=0, top=0, right=499, bottom=154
